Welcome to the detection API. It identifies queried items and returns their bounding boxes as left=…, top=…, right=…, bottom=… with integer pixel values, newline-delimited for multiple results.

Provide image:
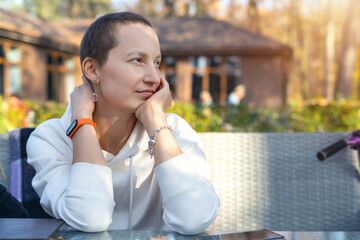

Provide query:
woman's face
left=97, top=23, right=162, bottom=113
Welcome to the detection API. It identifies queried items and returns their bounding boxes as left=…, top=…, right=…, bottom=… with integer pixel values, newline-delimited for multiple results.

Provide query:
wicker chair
left=1, top=130, right=360, bottom=230
left=0, top=128, right=50, bottom=218
left=199, top=132, right=360, bottom=231
left=0, top=133, right=10, bottom=189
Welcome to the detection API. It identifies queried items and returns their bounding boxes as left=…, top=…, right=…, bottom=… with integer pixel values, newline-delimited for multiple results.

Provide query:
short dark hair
left=80, top=12, right=152, bottom=67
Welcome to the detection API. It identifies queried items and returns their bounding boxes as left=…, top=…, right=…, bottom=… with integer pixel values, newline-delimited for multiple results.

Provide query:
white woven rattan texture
left=199, top=132, right=360, bottom=231
left=0, top=133, right=10, bottom=189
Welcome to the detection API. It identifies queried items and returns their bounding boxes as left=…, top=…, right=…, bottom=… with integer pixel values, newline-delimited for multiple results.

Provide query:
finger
left=82, top=75, right=87, bottom=84
left=135, top=108, right=141, bottom=120
left=82, top=76, right=92, bottom=87
left=82, top=76, right=95, bottom=93
left=161, top=77, right=170, bottom=90
left=158, top=77, right=166, bottom=89
left=162, top=77, right=169, bottom=85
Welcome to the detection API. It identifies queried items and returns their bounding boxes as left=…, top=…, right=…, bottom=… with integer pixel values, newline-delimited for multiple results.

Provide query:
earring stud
left=94, top=78, right=97, bottom=83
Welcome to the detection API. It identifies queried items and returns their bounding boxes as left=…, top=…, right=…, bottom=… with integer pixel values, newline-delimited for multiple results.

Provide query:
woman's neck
left=92, top=104, right=137, bottom=156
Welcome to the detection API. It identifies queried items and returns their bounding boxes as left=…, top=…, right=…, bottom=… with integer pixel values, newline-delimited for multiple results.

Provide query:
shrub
left=23, top=100, right=67, bottom=127
left=0, top=96, right=29, bottom=133
left=289, top=98, right=360, bottom=132
left=0, top=97, right=66, bottom=133
left=2, top=97, right=360, bottom=133
left=167, top=102, right=223, bottom=132
left=222, top=103, right=291, bottom=132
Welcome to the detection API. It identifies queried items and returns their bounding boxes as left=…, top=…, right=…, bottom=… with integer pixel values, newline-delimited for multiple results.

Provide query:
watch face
left=66, top=119, right=78, bottom=136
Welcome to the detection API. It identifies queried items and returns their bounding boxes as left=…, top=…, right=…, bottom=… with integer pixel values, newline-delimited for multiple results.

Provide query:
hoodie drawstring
left=128, top=155, right=134, bottom=230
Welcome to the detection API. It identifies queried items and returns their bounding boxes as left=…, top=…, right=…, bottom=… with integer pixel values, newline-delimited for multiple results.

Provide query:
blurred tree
left=194, top=0, right=207, bottom=16
left=17, top=0, right=112, bottom=19
left=163, top=0, right=176, bottom=16
left=335, top=0, right=359, bottom=98
left=130, top=0, right=220, bottom=17
left=162, top=0, right=191, bottom=17
left=323, top=0, right=335, bottom=100
left=225, top=0, right=243, bottom=21
left=8, top=0, right=360, bottom=102
left=178, top=0, right=191, bottom=16
left=292, top=1, right=308, bottom=99
left=131, top=0, right=159, bottom=17
left=66, top=0, right=112, bottom=19
left=247, top=0, right=260, bottom=33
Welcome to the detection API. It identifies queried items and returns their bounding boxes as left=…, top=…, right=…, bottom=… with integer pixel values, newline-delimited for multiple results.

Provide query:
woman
left=27, top=12, right=219, bottom=234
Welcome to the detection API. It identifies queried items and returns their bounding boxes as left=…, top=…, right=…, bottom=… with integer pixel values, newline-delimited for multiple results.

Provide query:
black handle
left=317, top=139, right=347, bottom=161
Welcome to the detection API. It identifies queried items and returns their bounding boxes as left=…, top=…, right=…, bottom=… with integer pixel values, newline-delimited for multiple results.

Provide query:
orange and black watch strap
left=66, top=118, right=96, bottom=139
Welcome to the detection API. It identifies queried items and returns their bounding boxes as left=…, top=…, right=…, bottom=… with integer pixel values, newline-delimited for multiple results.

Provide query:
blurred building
left=0, top=8, right=291, bottom=107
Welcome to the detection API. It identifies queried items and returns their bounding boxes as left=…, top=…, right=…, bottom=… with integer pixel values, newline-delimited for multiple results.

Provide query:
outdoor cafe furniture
left=0, top=129, right=359, bottom=234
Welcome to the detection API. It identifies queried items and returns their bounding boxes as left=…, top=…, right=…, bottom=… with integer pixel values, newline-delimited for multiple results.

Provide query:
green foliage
left=23, top=100, right=67, bottom=127
left=288, top=98, right=360, bottom=132
left=0, top=97, right=29, bottom=133
left=0, top=97, right=66, bottom=133
left=223, top=103, right=292, bottom=132
left=167, top=102, right=223, bottom=132
left=168, top=98, right=360, bottom=133
left=2, top=98, right=360, bottom=133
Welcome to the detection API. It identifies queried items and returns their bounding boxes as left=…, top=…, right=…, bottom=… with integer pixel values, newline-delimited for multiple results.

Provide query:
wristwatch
left=66, top=118, right=96, bottom=139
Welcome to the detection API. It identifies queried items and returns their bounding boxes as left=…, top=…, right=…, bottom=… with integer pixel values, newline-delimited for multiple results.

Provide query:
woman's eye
left=155, top=61, right=161, bottom=67
left=132, top=58, right=143, bottom=63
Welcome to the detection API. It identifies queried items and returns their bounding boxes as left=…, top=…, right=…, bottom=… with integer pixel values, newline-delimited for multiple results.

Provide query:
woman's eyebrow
left=127, top=51, right=161, bottom=59
left=127, top=51, right=146, bottom=58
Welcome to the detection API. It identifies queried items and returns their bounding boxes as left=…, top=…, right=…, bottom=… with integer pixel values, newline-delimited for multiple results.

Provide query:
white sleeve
left=154, top=115, right=220, bottom=235
left=27, top=121, right=115, bottom=232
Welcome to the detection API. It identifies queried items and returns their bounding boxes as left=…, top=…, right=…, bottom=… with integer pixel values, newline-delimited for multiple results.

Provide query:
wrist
left=144, top=115, right=168, bottom=135
left=67, top=118, right=96, bottom=139
left=138, top=106, right=167, bottom=133
left=71, top=112, right=93, bottom=122
left=147, top=125, right=174, bottom=158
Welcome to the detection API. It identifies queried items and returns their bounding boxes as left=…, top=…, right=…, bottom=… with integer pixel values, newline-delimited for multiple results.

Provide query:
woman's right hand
left=70, top=76, right=95, bottom=121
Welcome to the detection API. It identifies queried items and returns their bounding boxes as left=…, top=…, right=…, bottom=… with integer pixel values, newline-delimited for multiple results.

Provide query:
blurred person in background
left=200, top=90, right=213, bottom=107
left=228, top=84, right=246, bottom=105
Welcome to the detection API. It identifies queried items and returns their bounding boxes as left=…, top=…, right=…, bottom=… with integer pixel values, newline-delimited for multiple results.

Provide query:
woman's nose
left=143, top=64, right=160, bottom=84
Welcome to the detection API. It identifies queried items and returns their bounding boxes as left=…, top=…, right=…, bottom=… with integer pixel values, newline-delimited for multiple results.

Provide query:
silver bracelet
left=148, top=125, right=174, bottom=158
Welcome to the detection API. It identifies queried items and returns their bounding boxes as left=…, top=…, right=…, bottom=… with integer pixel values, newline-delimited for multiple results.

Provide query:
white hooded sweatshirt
left=27, top=104, right=219, bottom=234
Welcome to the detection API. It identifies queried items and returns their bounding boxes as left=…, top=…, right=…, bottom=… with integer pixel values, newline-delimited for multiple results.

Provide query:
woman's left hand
left=135, top=77, right=172, bottom=133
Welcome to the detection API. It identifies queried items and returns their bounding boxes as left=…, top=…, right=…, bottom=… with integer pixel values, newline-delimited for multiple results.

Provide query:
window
left=161, top=55, right=242, bottom=105
left=192, top=73, right=202, bottom=102
left=191, top=56, right=242, bottom=105
left=226, top=56, right=242, bottom=102
left=7, top=47, right=22, bottom=97
left=191, top=56, right=207, bottom=103
left=209, top=73, right=221, bottom=103
left=9, top=65, right=21, bottom=97
left=0, top=44, right=23, bottom=97
left=47, top=53, right=75, bottom=102
left=162, top=56, right=176, bottom=98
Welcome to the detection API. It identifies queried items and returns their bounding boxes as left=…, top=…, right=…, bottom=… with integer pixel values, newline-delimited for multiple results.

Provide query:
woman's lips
left=137, top=90, right=154, bottom=98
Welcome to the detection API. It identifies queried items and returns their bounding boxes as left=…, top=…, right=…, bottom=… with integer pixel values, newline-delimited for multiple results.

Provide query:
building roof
left=150, top=17, right=291, bottom=56
left=0, top=8, right=291, bottom=56
left=0, top=8, right=80, bottom=53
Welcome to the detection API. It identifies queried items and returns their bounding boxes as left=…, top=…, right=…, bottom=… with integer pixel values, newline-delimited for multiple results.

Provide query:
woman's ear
left=82, top=57, right=99, bottom=84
